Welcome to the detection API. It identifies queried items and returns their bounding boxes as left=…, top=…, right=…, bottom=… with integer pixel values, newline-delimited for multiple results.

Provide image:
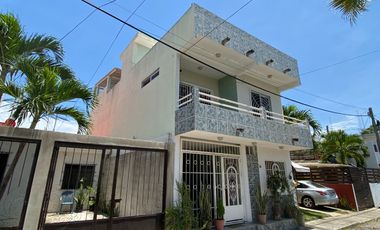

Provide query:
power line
left=86, top=0, right=147, bottom=86
left=300, top=49, right=380, bottom=76
left=184, top=0, right=254, bottom=53
left=59, top=0, right=117, bottom=42
left=81, top=0, right=368, bottom=117
left=112, top=2, right=372, bottom=113
left=293, top=88, right=367, bottom=111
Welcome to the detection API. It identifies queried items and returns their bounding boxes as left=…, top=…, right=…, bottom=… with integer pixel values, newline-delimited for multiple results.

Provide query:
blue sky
left=1, top=0, right=379, bottom=134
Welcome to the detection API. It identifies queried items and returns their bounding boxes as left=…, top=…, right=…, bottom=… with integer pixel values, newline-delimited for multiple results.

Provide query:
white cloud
left=329, top=116, right=361, bottom=133
left=0, top=102, right=78, bottom=134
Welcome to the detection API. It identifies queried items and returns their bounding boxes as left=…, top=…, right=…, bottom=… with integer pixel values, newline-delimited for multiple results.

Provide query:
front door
left=222, top=157, right=244, bottom=223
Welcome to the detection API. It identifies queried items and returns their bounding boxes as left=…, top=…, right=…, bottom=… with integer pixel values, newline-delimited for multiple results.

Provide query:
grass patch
left=302, top=209, right=330, bottom=222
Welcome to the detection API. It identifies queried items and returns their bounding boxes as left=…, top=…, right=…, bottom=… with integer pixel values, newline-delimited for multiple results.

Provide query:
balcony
left=175, top=88, right=313, bottom=149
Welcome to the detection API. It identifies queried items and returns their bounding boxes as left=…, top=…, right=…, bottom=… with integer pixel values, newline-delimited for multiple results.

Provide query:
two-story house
left=91, top=4, right=313, bottom=224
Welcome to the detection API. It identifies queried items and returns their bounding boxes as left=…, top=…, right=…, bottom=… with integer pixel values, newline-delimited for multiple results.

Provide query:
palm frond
left=51, top=106, right=91, bottom=134
left=330, top=0, right=369, bottom=24
left=18, top=34, right=64, bottom=62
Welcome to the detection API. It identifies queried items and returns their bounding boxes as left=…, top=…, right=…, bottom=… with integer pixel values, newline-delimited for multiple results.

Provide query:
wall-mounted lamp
left=217, top=136, right=223, bottom=141
left=246, top=49, right=255, bottom=56
left=215, top=53, right=222, bottom=58
left=236, top=128, right=245, bottom=136
left=291, top=138, right=299, bottom=145
left=279, top=146, right=284, bottom=150
left=221, top=37, right=230, bottom=46
left=283, top=68, right=291, bottom=74
left=265, top=59, right=274, bottom=66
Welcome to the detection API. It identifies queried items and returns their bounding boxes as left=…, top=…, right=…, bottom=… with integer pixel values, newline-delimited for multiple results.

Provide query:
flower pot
left=256, top=214, right=267, bottom=224
left=214, top=219, right=224, bottom=230
left=273, top=202, right=282, bottom=220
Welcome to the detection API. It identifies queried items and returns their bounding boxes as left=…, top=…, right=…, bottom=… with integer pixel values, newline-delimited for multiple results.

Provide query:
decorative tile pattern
left=191, top=4, right=299, bottom=79
left=175, top=101, right=313, bottom=148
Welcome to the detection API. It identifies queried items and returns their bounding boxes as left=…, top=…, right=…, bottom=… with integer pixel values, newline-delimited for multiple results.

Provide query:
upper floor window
left=251, top=91, right=271, bottom=111
left=141, top=68, right=159, bottom=88
left=374, top=144, right=378, bottom=152
left=179, top=82, right=212, bottom=107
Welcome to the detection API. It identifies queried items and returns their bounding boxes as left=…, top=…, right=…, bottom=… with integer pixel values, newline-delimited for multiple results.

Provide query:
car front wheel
left=302, top=196, right=315, bottom=208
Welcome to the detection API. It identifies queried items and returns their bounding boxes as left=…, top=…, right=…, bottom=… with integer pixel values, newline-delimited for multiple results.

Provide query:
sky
left=0, top=0, right=379, bottom=134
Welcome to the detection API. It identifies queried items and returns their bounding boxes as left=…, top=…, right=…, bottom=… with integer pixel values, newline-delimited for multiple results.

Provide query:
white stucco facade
left=91, top=3, right=312, bottom=224
left=362, top=133, right=380, bottom=169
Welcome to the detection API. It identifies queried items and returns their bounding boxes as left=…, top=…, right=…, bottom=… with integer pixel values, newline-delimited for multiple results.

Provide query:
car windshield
left=305, top=181, right=326, bottom=188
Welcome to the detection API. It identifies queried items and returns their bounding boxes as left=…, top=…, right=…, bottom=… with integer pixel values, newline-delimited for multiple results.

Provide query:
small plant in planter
left=215, top=198, right=225, bottom=230
left=254, top=188, right=269, bottom=224
left=267, top=171, right=289, bottom=220
left=74, top=179, right=87, bottom=212
left=199, top=188, right=212, bottom=230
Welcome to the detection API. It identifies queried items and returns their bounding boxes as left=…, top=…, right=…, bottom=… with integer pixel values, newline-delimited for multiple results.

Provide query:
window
left=141, top=68, right=159, bottom=88
left=251, top=91, right=271, bottom=111
left=297, top=182, right=309, bottom=189
left=265, top=161, right=285, bottom=178
left=374, top=144, right=378, bottom=152
left=61, top=164, right=95, bottom=189
left=179, top=82, right=212, bottom=106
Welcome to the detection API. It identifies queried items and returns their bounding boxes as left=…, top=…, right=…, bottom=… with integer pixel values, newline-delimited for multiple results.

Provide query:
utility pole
left=368, top=107, right=380, bottom=151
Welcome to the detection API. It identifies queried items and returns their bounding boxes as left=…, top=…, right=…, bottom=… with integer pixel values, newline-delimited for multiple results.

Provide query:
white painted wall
left=363, top=134, right=380, bottom=169
left=92, top=34, right=179, bottom=140
left=180, top=69, right=220, bottom=96
left=240, top=145, right=253, bottom=222
left=236, top=79, right=282, bottom=115
left=369, top=183, right=380, bottom=207
left=256, top=145, right=292, bottom=193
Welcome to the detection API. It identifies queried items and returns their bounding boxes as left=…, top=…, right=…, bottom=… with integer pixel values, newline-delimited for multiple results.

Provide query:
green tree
left=330, top=0, right=370, bottom=24
left=283, top=105, right=322, bottom=137
left=320, top=130, right=369, bottom=167
left=0, top=64, right=96, bottom=199
left=0, top=65, right=96, bottom=132
left=0, top=13, right=68, bottom=100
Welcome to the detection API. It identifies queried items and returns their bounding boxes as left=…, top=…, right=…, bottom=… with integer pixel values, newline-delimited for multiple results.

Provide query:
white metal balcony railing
left=177, top=89, right=309, bottom=128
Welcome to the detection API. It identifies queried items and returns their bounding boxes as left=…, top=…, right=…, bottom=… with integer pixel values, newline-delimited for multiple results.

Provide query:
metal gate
left=39, top=142, right=167, bottom=230
left=0, top=137, right=40, bottom=230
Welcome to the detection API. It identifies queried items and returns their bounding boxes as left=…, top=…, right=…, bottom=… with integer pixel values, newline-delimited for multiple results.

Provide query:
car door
left=296, top=182, right=309, bottom=203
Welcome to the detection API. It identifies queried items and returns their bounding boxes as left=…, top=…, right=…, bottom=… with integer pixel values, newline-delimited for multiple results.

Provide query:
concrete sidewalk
left=305, top=208, right=380, bottom=230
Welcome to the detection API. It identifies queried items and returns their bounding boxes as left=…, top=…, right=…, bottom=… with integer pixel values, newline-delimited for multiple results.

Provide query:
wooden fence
left=294, top=166, right=380, bottom=210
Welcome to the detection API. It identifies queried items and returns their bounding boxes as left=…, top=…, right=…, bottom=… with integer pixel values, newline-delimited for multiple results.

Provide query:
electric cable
left=81, top=0, right=368, bottom=117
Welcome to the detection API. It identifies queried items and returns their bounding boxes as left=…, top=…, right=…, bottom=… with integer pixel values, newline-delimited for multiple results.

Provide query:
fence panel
left=0, top=137, right=40, bottom=229
left=39, top=142, right=167, bottom=230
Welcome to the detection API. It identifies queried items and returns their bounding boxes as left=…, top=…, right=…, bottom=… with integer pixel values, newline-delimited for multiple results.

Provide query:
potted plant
left=87, top=186, right=96, bottom=211
left=254, top=188, right=269, bottom=224
left=74, top=179, right=87, bottom=212
left=199, top=188, right=212, bottom=230
left=267, top=171, right=288, bottom=220
left=165, top=182, right=195, bottom=230
left=215, top=198, right=225, bottom=230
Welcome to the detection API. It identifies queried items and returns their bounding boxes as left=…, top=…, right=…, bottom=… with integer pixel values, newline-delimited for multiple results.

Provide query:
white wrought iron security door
left=222, top=157, right=244, bottom=223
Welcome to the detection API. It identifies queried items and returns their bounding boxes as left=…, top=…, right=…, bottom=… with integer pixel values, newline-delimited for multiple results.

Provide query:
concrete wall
left=180, top=69, right=220, bottom=96
left=256, top=146, right=292, bottom=193
left=0, top=127, right=168, bottom=229
left=363, top=134, right=380, bottom=169
left=92, top=34, right=179, bottom=140
left=369, top=183, right=380, bottom=208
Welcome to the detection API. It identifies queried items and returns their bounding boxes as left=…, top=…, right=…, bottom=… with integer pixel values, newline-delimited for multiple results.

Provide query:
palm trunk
left=0, top=68, right=7, bottom=102
left=29, top=116, right=40, bottom=129
left=0, top=142, right=26, bottom=199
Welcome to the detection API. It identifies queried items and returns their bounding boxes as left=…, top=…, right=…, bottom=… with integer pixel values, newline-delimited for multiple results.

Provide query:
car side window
left=297, top=183, right=308, bottom=189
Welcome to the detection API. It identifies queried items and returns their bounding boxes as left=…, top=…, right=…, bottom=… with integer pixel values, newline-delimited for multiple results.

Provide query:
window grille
left=265, top=161, right=285, bottom=178
left=251, top=91, right=272, bottom=111
left=61, top=164, right=95, bottom=189
left=141, top=68, right=159, bottom=88
left=182, top=140, right=240, bottom=155
left=179, top=82, right=212, bottom=106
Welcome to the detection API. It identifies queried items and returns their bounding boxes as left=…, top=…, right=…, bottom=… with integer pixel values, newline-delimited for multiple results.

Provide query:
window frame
left=61, top=164, right=95, bottom=190
left=141, top=68, right=160, bottom=88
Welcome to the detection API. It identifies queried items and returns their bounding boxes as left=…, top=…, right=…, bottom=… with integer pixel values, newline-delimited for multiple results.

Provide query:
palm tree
left=0, top=13, right=66, bottom=100
left=0, top=65, right=96, bottom=199
left=330, top=0, right=370, bottom=24
left=283, top=105, right=322, bottom=137
left=320, top=130, right=369, bottom=167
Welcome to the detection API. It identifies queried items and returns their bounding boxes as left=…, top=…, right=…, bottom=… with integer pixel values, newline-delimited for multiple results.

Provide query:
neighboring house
left=362, top=133, right=380, bottom=169
left=91, top=4, right=313, bottom=224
